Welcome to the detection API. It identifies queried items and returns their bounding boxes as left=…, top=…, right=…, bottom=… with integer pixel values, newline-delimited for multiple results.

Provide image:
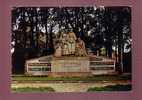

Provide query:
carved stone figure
left=75, top=38, right=87, bottom=56
left=67, top=31, right=77, bottom=55
left=62, top=43, right=69, bottom=55
left=54, top=42, right=62, bottom=57
left=54, top=31, right=87, bottom=57
left=59, top=32, right=69, bottom=56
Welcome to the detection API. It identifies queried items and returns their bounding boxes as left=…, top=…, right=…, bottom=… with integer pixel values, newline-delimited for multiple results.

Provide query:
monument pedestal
left=50, top=56, right=91, bottom=77
left=25, top=55, right=115, bottom=76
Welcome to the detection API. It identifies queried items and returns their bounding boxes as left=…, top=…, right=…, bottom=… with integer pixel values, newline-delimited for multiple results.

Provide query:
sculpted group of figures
left=54, top=31, right=87, bottom=57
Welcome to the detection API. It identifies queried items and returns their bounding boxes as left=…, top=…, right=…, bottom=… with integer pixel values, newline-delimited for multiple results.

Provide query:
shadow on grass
left=87, top=84, right=132, bottom=91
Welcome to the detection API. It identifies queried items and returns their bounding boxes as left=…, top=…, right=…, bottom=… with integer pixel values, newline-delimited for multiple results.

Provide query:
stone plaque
left=26, top=62, right=51, bottom=75
left=51, top=57, right=90, bottom=73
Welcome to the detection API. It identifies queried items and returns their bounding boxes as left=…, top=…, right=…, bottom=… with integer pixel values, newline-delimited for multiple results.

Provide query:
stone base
left=25, top=55, right=116, bottom=76
left=51, top=56, right=90, bottom=72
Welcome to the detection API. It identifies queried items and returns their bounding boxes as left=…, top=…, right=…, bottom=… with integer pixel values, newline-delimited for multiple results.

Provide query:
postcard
left=11, top=6, right=132, bottom=93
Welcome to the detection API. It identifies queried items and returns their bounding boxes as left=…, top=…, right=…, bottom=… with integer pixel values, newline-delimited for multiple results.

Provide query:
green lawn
left=12, top=87, right=55, bottom=92
left=12, top=74, right=131, bottom=82
left=87, top=84, right=132, bottom=91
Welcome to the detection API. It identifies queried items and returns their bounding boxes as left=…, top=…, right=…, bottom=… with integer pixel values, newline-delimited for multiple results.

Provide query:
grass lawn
left=12, top=74, right=131, bottom=82
left=87, top=84, right=132, bottom=91
left=12, top=87, right=55, bottom=92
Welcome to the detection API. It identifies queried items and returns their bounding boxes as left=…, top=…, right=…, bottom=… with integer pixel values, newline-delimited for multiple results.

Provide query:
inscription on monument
left=51, top=57, right=90, bottom=72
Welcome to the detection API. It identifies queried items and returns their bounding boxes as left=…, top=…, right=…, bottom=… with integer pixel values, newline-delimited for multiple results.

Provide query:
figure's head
left=78, top=37, right=81, bottom=41
left=77, top=37, right=81, bottom=42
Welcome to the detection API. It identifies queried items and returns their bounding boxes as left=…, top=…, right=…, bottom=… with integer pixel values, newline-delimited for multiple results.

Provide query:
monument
left=51, top=31, right=91, bottom=77
left=25, top=30, right=115, bottom=76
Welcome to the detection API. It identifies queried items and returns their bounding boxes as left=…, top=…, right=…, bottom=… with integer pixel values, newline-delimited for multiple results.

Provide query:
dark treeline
left=11, top=7, right=131, bottom=74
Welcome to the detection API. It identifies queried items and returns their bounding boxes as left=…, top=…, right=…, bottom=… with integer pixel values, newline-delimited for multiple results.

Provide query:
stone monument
left=52, top=30, right=91, bottom=77
left=54, top=31, right=87, bottom=57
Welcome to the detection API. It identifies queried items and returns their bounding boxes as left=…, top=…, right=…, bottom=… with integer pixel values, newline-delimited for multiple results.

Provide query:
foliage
left=11, top=7, right=131, bottom=55
left=11, top=7, right=131, bottom=74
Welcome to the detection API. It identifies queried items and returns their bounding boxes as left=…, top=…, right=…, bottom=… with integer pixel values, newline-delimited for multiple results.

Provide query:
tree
left=11, top=7, right=131, bottom=74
